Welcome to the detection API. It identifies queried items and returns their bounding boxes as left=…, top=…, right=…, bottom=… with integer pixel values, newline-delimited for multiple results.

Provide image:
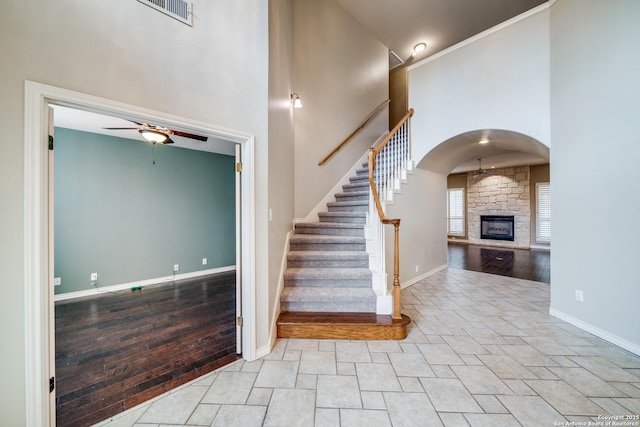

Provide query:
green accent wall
left=54, top=127, right=236, bottom=295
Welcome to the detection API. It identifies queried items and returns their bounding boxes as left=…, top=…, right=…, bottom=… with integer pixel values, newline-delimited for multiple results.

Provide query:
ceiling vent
left=389, top=50, right=404, bottom=70
left=137, top=0, right=193, bottom=26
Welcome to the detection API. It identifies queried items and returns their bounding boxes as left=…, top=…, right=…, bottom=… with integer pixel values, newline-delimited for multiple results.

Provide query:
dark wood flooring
left=54, top=271, right=240, bottom=427
left=448, top=242, right=550, bottom=283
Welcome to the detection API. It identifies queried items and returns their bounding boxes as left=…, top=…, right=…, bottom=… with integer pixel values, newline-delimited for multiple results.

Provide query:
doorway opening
left=50, top=105, right=244, bottom=425
left=24, top=81, right=257, bottom=427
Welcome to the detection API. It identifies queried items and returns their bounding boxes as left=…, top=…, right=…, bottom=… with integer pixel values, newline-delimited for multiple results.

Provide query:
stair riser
left=318, top=214, right=366, bottom=224
left=295, top=227, right=364, bottom=237
left=280, top=301, right=376, bottom=313
left=335, top=194, right=369, bottom=202
left=287, top=259, right=369, bottom=268
left=349, top=176, right=368, bottom=184
left=342, top=184, right=369, bottom=192
left=290, top=243, right=366, bottom=251
left=284, top=278, right=372, bottom=287
left=327, top=205, right=368, bottom=213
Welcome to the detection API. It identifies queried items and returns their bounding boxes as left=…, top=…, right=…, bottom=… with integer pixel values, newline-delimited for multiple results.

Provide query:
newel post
left=384, top=218, right=402, bottom=320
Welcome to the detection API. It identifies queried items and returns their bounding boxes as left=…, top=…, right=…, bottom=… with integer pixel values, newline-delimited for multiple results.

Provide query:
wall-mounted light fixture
left=412, top=42, right=427, bottom=57
left=139, top=129, right=169, bottom=144
left=291, top=93, right=303, bottom=109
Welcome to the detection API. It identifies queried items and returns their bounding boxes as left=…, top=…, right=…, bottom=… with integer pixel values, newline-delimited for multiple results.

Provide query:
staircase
left=277, top=159, right=410, bottom=340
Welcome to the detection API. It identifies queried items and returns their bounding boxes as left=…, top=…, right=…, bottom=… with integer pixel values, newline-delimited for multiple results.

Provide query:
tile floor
left=95, top=269, right=640, bottom=427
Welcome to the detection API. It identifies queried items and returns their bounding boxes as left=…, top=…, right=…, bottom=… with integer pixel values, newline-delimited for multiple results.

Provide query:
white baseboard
left=549, top=308, right=640, bottom=357
left=401, top=264, right=448, bottom=289
left=54, top=265, right=236, bottom=302
left=255, top=343, right=272, bottom=360
left=530, top=244, right=551, bottom=251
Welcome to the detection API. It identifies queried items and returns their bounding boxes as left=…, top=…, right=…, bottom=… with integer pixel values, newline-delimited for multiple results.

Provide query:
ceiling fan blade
left=164, top=137, right=175, bottom=144
left=170, top=130, right=208, bottom=141
left=102, top=127, right=139, bottom=130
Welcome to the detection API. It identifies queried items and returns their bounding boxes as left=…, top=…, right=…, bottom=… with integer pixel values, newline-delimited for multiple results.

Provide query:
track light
left=291, top=93, right=303, bottom=109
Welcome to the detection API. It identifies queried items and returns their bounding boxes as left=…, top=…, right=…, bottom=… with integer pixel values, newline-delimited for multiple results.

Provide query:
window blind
left=447, top=188, right=465, bottom=236
left=536, top=183, right=551, bottom=243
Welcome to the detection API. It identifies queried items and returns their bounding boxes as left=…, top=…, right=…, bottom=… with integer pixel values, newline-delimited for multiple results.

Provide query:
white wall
left=549, top=0, right=640, bottom=352
left=268, top=0, right=296, bottom=339
left=407, top=6, right=551, bottom=163
left=0, top=1, right=269, bottom=424
left=385, top=168, right=448, bottom=285
left=404, top=6, right=551, bottom=290
left=293, top=0, right=389, bottom=218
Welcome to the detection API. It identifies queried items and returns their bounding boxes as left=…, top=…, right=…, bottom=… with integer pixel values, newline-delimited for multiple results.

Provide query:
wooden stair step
left=277, top=311, right=410, bottom=340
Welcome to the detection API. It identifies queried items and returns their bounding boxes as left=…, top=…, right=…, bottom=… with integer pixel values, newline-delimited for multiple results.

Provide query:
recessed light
left=412, top=42, right=427, bottom=57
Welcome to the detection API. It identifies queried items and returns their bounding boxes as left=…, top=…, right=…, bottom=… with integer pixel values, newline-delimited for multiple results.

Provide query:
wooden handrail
left=367, top=108, right=414, bottom=320
left=318, top=99, right=390, bottom=166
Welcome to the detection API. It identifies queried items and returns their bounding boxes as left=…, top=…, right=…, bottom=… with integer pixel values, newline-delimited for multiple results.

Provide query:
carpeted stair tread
left=295, top=222, right=365, bottom=231
left=281, top=287, right=375, bottom=301
left=287, top=250, right=369, bottom=268
left=280, top=287, right=377, bottom=312
left=289, top=234, right=365, bottom=244
left=334, top=191, right=369, bottom=201
left=318, top=212, right=367, bottom=224
left=342, top=182, right=369, bottom=192
left=326, top=200, right=369, bottom=212
left=287, top=251, right=368, bottom=261
left=284, top=268, right=372, bottom=287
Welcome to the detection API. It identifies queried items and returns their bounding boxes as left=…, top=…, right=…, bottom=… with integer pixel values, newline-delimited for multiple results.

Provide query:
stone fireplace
left=467, top=166, right=530, bottom=248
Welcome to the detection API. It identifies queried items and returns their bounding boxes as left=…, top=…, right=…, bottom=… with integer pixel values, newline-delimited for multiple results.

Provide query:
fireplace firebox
left=481, top=215, right=515, bottom=241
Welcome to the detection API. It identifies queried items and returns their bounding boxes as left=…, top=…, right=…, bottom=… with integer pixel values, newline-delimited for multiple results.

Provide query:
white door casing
left=24, top=81, right=257, bottom=427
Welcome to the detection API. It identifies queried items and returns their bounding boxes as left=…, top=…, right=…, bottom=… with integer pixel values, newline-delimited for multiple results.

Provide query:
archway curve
left=417, top=129, right=549, bottom=174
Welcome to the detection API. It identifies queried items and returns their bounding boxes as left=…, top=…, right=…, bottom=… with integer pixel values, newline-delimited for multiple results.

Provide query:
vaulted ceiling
left=335, top=0, right=547, bottom=65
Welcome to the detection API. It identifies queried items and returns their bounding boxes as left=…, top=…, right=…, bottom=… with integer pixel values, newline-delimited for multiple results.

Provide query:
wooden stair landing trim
left=277, top=311, right=411, bottom=340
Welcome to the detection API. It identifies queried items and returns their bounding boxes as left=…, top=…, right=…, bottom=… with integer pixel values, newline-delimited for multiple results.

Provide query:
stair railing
left=368, top=108, right=414, bottom=320
left=318, top=99, right=390, bottom=166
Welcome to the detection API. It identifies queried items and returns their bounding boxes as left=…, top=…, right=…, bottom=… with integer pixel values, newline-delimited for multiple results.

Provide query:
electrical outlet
left=173, top=264, right=180, bottom=272
left=54, top=277, right=61, bottom=286
left=202, top=258, right=207, bottom=265
left=575, top=289, right=584, bottom=302
left=90, top=272, right=98, bottom=281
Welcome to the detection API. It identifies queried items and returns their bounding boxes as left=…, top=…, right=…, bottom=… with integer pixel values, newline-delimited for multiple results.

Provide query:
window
left=447, top=188, right=465, bottom=236
left=536, top=182, right=551, bottom=243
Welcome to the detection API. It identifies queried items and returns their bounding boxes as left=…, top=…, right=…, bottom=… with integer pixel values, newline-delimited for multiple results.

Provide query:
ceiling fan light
left=139, top=129, right=168, bottom=144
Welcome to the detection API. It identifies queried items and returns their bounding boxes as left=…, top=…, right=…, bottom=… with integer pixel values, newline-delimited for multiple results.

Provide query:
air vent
left=137, top=0, right=193, bottom=26
left=389, top=50, right=404, bottom=70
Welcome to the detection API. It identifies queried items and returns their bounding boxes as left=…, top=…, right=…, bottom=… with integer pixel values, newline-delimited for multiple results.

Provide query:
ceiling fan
left=103, top=121, right=208, bottom=145
left=473, top=158, right=487, bottom=177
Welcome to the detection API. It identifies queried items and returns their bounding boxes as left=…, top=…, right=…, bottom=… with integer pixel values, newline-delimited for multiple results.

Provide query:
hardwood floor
left=448, top=242, right=550, bottom=283
left=54, top=271, right=240, bottom=427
